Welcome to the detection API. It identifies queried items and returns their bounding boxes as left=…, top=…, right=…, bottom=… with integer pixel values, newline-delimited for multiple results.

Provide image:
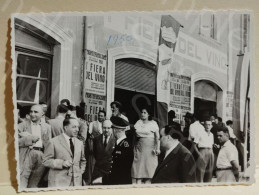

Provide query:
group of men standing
left=17, top=99, right=240, bottom=189
left=177, top=112, right=240, bottom=183
left=17, top=100, right=134, bottom=188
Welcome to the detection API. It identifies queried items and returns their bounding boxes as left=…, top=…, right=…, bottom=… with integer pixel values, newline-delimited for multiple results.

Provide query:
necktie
left=69, top=138, right=74, bottom=157
left=104, top=136, right=108, bottom=148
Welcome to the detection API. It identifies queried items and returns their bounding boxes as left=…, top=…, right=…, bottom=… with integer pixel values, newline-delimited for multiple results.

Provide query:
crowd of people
left=17, top=99, right=241, bottom=188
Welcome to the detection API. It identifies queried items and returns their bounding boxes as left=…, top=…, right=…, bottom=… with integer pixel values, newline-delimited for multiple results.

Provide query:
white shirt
left=227, top=126, right=236, bottom=139
left=197, top=130, right=214, bottom=148
left=31, top=121, right=43, bottom=148
left=216, top=140, right=239, bottom=168
left=63, top=133, right=75, bottom=148
left=188, top=121, right=205, bottom=143
left=119, top=114, right=130, bottom=131
left=89, top=121, right=102, bottom=134
left=116, top=135, right=127, bottom=145
left=164, top=140, right=179, bottom=159
left=120, top=114, right=129, bottom=122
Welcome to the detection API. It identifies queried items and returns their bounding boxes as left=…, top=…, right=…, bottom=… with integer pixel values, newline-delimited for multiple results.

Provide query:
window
left=200, top=13, right=219, bottom=41
left=16, top=52, right=52, bottom=106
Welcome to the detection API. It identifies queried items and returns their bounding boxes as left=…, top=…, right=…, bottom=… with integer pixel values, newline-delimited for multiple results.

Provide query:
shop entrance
left=194, top=80, right=222, bottom=121
left=194, top=98, right=216, bottom=121
left=114, top=58, right=156, bottom=125
left=115, top=88, right=155, bottom=124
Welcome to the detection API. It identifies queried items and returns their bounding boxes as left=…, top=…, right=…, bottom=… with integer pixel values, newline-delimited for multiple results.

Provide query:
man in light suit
left=84, top=120, right=116, bottom=184
left=152, top=126, right=196, bottom=183
left=18, top=104, right=52, bottom=188
left=48, top=104, right=69, bottom=137
left=43, top=116, right=86, bottom=187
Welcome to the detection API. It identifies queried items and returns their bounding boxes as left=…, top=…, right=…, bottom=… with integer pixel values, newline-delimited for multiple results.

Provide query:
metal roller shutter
left=194, top=80, right=218, bottom=102
left=115, top=59, right=156, bottom=95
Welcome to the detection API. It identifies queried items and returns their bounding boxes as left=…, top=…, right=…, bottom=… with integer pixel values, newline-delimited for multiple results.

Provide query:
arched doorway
left=194, top=80, right=223, bottom=121
left=106, top=46, right=157, bottom=119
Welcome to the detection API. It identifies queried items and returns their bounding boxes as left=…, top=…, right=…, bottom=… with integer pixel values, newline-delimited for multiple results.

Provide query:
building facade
left=13, top=12, right=251, bottom=134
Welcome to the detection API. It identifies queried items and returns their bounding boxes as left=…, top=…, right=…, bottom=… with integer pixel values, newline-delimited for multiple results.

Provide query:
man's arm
left=78, top=121, right=88, bottom=143
left=18, top=123, right=38, bottom=147
left=181, top=152, right=197, bottom=183
left=230, top=160, right=239, bottom=182
left=80, top=141, right=87, bottom=173
left=42, top=140, right=69, bottom=169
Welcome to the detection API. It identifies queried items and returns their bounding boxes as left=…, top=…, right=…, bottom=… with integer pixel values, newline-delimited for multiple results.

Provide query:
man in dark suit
left=67, top=104, right=88, bottom=144
left=152, top=126, right=196, bottom=183
left=48, top=104, right=69, bottom=137
left=168, top=110, right=182, bottom=138
left=108, top=116, right=134, bottom=185
left=84, top=119, right=116, bottom=185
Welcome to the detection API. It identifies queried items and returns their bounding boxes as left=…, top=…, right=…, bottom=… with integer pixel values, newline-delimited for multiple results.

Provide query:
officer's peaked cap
left=110, top=116, right=129, bottom=129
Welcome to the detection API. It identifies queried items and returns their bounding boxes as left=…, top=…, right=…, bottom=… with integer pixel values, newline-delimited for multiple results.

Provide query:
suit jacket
left=91, top=134, right=116, bottom=183
left=89, top=121, right=102, bottom=138
left=18, top=120, right=51, bottom=149
left=152, top=143, right=196, bottom=183
left=182, top=140, right=205, bottom=182
left=109, top=137, right=134, bottom=185
left=77, top=119, right=88, bottom=144
left=42, top=134, right=86, bottom=187
left=47, top=116, right=64, bottom=138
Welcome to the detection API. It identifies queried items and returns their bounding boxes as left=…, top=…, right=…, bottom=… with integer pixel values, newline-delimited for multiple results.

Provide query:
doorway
left=194, top=98, right=216, bottom=121
left=114, top=88, right=155, bottom=125
left=114, top=58, right=156, bottom=125
left=194, top=79, right=222, bottom=121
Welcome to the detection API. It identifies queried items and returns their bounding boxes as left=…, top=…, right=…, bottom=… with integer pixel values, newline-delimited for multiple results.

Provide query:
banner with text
left=84, top=50, right=107, bottom=122
left=169, top=73, right=191, bottom=125
left=175, top=31, right=227, bottom=73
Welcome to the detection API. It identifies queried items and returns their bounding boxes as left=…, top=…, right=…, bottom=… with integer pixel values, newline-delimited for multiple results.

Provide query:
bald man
left=84, top=120, right=116, bottom=185
left=18, top=104, right=51, bottom=188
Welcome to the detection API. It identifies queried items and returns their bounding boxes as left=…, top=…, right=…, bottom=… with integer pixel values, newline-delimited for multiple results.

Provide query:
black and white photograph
left=11, top=11, right=254, bottom=191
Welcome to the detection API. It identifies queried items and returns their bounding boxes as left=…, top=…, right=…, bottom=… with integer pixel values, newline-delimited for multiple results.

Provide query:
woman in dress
left=131, top=107, right=160, bottom=184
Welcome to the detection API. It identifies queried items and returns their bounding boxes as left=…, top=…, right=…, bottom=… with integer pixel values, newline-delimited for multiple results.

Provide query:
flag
left=232, top=52, right=250, bottom=143
left=156, top=15, right=181, bottom=128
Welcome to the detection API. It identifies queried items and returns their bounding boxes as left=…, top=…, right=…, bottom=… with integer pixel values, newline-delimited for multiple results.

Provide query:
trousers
left=198, top=148, right=214, bottom=182
left=20, top=148, right=46, bottom=188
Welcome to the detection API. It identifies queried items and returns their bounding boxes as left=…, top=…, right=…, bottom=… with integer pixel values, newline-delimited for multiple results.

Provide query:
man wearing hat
left=60, top=99, right=70, bottom=107
left=167, top=110, right=182, bottom=138
left=182, top=112, right=193, bottom=138
left=109, top=116, right=134, bottom=185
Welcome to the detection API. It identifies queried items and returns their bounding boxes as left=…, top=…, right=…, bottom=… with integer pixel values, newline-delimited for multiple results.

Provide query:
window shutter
left=115, top=59, right=156, bottom=95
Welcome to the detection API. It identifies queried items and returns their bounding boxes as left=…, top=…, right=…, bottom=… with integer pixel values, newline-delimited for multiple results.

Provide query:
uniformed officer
left=109, top=116, right=134, bottom=185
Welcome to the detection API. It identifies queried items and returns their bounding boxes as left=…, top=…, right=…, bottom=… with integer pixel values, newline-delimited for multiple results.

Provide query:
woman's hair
left=141, top=106, right=153, bottom=121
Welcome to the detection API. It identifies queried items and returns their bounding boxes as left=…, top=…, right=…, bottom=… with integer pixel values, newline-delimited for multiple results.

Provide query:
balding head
left=30, top=104, right=44, bottom=123
left=103, top=120, right=113, bottom=137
